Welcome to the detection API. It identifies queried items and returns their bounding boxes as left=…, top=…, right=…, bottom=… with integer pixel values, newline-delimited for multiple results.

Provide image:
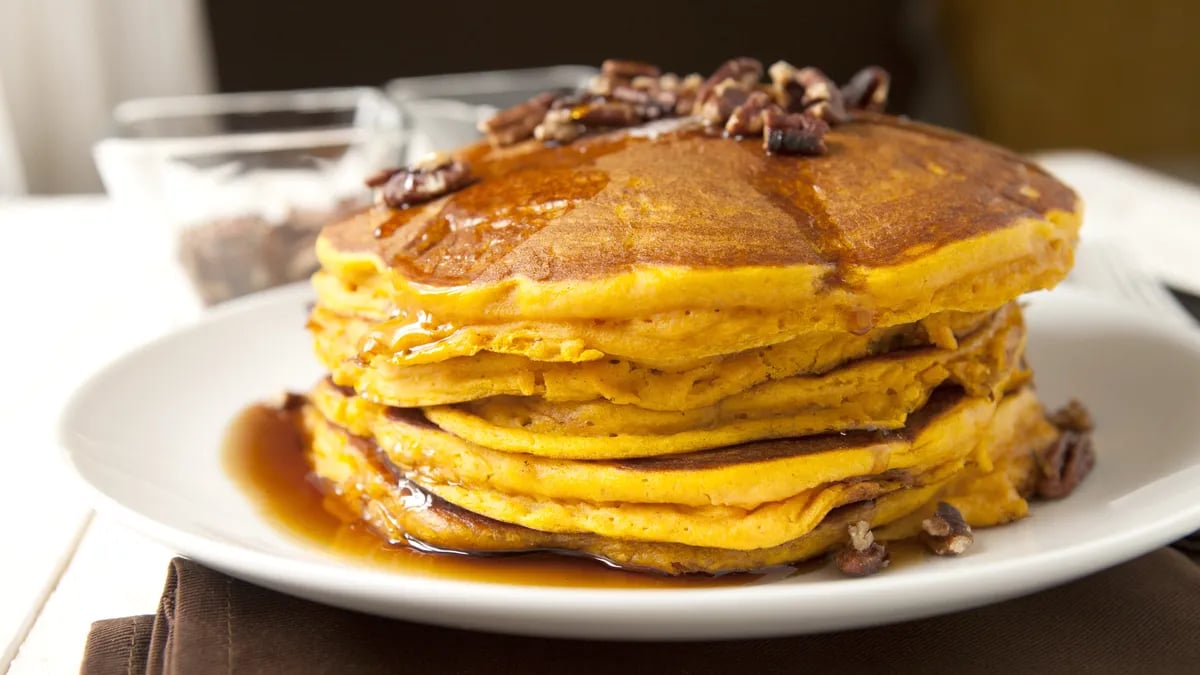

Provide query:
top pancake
left=316, top=112, right=1080, bottom=326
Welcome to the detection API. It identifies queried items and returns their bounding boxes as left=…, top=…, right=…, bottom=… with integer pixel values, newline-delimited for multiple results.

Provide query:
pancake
left=310, top=382, right=1035, bottom=509
left=311, top=302, right=995, bottom=409
left=420, top=303, right=1024, bottom=458
left=317, top=114, right=1079, bottom=331
left=303, top=388, right=1052, bottom=573
left=280, top=59, right=1092, bottom=576
left=304, top=386, right=1049, bottom=549
left=315, top=273, right=998, bottom=369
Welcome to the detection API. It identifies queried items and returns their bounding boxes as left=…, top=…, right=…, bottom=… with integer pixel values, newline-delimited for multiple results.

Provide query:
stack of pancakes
left=298, top=111, right=1081, bottom=574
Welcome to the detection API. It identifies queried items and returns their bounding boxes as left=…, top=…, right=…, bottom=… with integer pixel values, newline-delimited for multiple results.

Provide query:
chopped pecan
left=609, top=84, right=654, bottom=108
left=794, top=67, right=847, bottom=123
left=363, top=167, right=400, bottom=188
left=631, top=75, right=659, bottom=90
left=656, top=73, right=681, bottom=92
left=1035, top=429, right=1096, bottom=499
left=833, top=520, right=890, bottom=577
left=613, top=75, right=682, bottom=118
left=376, top=158, right=474, bottom=208
left=534, top=109, right=584, bottom=143
left=696, top=57, right=763, bottom=110
left=767, top=60, right=807, bottom=112
left=842, top=66, right=891, bottom=112
left=601, top=58, right=661, bottom=80
left=1047, top=399, right=1093, bottom=432
left=698, top=79, right=751, bottom=126
left=920, top=502, right=974, bottom=556
left=585, top=74, right=616, bottom=96
left=478, top=92, right=555, bottom=146
left=573, top=100, right=641, bottom=127
left=550, top=92, right=592, bottom=110
left=270, top=391, right=308, bottom=411
left=672, top=73, right=705, bottom=115
left=724, top=90, right=773, bottom=136
left=762, top=108, right=829, bottom=155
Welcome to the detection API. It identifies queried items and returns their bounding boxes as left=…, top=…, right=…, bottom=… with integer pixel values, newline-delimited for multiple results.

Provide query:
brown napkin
left=82, top=544, right=1200, bottom=675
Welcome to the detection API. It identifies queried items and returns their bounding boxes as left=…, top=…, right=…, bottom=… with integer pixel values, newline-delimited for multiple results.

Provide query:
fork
left=1066, top=237, right=1196, bottom=326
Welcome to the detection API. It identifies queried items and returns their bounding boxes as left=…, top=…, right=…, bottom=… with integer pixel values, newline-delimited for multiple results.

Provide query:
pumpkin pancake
left=279, top=59, right=1091, bottom=576
left=304, top=386, right=1048, bottom=549
left=310, top=383, right=1036, bottom=509
left=310, top=302, right=995, bottom=409
left=419, top=303, right=1024, bottom=459
left=317, top=114, right=1078, bottom=331
left=302, top=387, right=1054, bottom=573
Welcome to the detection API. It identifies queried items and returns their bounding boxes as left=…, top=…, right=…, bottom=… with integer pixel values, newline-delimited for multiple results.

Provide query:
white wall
left=0, top=0, right=215, bottom=194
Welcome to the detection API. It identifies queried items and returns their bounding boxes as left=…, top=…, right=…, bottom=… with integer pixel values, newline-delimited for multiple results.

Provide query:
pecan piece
left=573, top=100, right=641, bottom=127
left=1035, top=428, right=1096, bottom=499
left=833, top=520, right=890, bottom=577
left=478, top=92, right=555, bottom=146
left=673, top=73, right=705, bottom=116
left=724, top=91, right=773, bottom=136
left=586, top=74, right=616, bottom=96
left=534, top=108, right=583, bottom=143
left=696, top=57, right=763, bottom=109
left=614, top=75, right=683, bottom=118
left=363, top=167, right=400, bottom=188
left=698, top=79, right=751, bottom=126
left=842, top=66, right=891, bottom=112
left=794, top=67, right=847, bottom=123
left=376, top=158, right=474, bottom=208
left=767, top=60, right=807, bottom=112
left=920, top=502, right=974, bottom=556
left=609, top=84, right=655, bottom=110
left=1047, top=399, right=1093, bottom=432
left=762, top=108, right=829, bottom=155
left=601, top=58, right=661, bottom=80
left=270, top=391, right=308, bottom=411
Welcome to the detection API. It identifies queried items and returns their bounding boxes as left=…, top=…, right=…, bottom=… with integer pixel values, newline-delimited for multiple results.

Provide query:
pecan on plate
left=1035, top=400, right=1097, bottom=499
left=833, top=520, right=890, bottom=577
left=1035, top=428, right=1096, bottom=499
left=920, top=502, right=974, bottom=556
left=1047, top=399, right=1094, bottom=433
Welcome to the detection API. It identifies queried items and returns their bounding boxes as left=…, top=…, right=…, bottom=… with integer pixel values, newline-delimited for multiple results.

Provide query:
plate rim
left=56, top=284, right=1200, bottom=635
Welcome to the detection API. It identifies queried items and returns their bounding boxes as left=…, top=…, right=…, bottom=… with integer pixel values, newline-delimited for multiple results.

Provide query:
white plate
left=59, top=284, right=1200, bottom=640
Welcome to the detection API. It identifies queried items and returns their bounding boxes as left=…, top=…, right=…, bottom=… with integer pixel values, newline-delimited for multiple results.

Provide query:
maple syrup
left=223, top=402, right=828, bottom=588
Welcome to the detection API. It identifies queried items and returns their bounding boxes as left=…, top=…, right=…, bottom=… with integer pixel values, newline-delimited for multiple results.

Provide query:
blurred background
left=2, top=0, right=1196, bottom=195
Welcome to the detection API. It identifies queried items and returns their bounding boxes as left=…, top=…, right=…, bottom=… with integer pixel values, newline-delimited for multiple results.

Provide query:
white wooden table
left=3, top=153, right=1200, bottom=674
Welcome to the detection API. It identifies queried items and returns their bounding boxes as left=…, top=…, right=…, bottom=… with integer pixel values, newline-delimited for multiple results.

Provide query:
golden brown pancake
left=316, top=114, right=1079, bottom=332
left=419, top=303, right=1024, bottom=459
left=311, top=302, right=994, bottom=409
left=303, top=387, right=1053, bottom=573
left=289, top=84, right=1087, bottom=575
